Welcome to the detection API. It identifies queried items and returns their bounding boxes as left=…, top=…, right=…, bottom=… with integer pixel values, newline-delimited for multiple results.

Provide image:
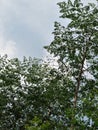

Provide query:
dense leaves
left=45, top=0, right=98, bottom=129
left=0, top=55, right=72, bottom=129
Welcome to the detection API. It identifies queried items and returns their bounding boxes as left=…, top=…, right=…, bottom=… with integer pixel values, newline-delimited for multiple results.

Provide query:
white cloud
left=0, top=36, right=17, bottom=58
left=0, top=0, right=61, bottom=57
left=0, top=0, right=18, bottom=58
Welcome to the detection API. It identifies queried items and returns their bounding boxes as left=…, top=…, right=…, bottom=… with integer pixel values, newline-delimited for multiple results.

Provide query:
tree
left=0, top=55, right=67, bottom=130
left=0, top=55, right=52, bottom=130
left=45, top=0, right=98, bottom=129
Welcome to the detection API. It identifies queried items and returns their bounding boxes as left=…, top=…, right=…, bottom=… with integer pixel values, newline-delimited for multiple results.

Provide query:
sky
left=0, top=0, right=97, bottom=59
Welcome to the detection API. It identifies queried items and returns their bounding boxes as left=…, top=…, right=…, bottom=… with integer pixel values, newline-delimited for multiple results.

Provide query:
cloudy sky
left=0, top=0, right=97, bottom=59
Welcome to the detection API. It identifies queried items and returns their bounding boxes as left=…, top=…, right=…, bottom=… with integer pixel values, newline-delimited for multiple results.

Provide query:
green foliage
left=25, top=116, right=52, bottom=130
left=0, top=56, right=48, bottom=129
left=0, top=55, right=70, bottom=129
left=45, top=0, right=98, bottom=129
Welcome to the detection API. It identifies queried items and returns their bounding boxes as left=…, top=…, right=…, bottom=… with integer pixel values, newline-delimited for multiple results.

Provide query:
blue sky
left=0, top=0, right=97, bottom=59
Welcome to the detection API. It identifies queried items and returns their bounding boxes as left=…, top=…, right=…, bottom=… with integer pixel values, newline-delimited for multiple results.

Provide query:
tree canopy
left=45, top=0, right=98, bottom=129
